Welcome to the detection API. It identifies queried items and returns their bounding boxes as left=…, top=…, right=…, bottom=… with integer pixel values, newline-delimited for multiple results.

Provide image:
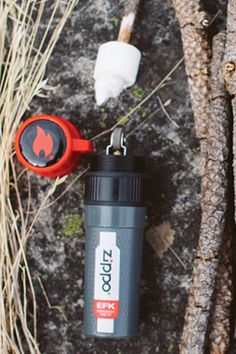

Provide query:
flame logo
left=32, top=126, right=54, bottom=158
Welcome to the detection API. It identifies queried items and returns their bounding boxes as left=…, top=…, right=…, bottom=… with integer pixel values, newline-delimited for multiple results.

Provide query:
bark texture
left=180, top=32, right=231, bottom=354
left=224, top=0, right=236, bottom=221
left=172, top=0, right=211, bottom=142
left=208, top=231, right=233, bottom=354
left=208, top=32, right=233, bottom=354
left=224, top=2, right=236, bottom=349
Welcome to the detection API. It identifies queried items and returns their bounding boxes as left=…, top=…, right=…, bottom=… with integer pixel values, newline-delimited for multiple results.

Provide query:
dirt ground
left=23, top=0, right=228, bottom=353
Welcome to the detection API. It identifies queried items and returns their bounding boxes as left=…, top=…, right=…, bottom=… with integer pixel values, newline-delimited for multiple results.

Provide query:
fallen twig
left=224, top=1, right=236, bottom=349
left=208, top=229, right=233, bottom=354
left=171, top=0, right=211, bottom=147
left=224, top=0, right=236, bottom=222
left=180, top=31, right=231, bottom=354
left=117, top=0, right=141, bottom=43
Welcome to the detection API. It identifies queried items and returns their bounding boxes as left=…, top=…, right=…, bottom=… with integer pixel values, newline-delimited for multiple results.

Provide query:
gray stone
left=24, top=0, right=227, bottom=353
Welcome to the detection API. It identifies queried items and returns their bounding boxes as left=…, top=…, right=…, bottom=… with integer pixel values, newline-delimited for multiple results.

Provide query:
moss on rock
left=63, top=214, right=83, bottom=238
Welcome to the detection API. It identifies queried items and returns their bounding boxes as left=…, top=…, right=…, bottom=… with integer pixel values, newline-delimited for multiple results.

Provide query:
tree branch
left=180, top=31, right=231, bottom=354
left=224, top=0, right=236, bottom=222
left=171, top=0, right=211, bottom=145
left=208, top=230, right=233, bottom=354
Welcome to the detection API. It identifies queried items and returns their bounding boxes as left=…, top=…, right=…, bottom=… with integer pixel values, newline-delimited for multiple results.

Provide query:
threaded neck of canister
left=85, top=155, right=146, bottom=206
left=89, top=155, right=145, bottom=172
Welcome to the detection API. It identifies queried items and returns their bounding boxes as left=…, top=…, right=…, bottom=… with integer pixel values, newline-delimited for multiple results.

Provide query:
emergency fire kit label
left=94, top=231, right=120, bottom=333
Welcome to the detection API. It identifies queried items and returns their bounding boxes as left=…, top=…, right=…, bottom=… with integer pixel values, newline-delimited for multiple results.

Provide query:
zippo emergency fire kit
left=15, top=115, right=147, bottom=337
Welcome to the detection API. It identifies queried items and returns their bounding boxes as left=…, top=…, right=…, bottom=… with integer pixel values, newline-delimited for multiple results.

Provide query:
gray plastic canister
left=83, top=155, right=146, bottom=338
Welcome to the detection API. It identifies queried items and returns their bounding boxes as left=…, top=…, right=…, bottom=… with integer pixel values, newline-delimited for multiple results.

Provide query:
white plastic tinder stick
left=94, top=0, right=142, bottom=106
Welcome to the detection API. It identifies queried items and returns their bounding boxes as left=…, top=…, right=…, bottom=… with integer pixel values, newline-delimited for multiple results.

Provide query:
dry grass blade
left=0, top=1, right=77, bottom=353
left=92, top=57, right=184, bottom=141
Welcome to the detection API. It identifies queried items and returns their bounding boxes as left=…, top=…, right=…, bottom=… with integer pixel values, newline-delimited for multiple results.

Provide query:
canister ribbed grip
left=85, top=155, right=146, bottom=206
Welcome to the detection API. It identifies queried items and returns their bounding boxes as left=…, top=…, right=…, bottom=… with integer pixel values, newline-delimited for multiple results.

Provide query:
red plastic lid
left=15, top=114, right=93, bottom=177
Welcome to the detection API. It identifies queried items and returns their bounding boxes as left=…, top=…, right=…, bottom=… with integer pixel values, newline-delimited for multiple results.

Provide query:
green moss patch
left=63, top=214, right=83, bottom=238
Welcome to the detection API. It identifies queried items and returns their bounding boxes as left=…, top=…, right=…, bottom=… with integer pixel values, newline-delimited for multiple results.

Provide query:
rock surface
left=23, top=0, right=226, bottom=353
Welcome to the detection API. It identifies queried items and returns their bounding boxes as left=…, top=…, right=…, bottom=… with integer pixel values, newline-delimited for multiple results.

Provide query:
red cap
left=15, top=114, right=93, bottom=178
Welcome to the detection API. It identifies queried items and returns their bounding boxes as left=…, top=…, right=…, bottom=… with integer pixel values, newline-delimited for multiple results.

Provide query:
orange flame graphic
left=32, top=126, right=53, bottom=158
